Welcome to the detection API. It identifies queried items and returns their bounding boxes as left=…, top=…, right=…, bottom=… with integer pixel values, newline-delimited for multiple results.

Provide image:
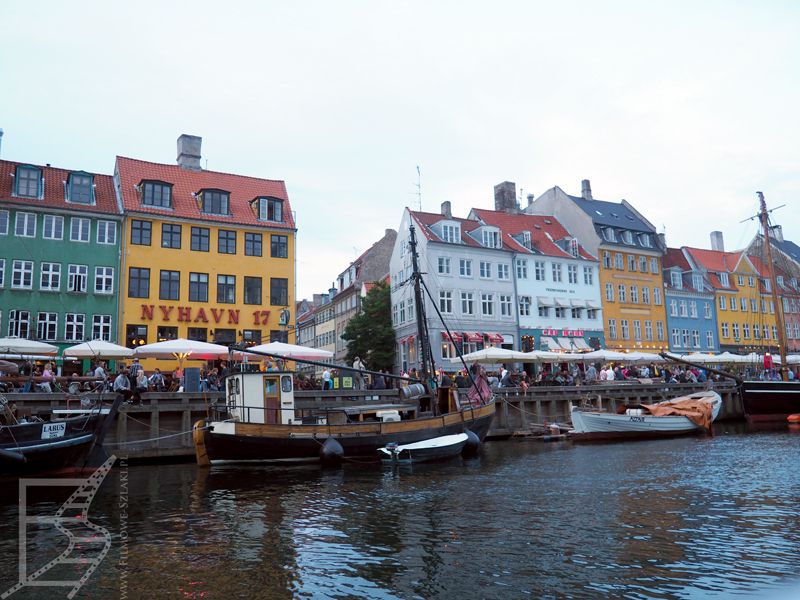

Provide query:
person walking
left=352, top=356, right=366, bottom=390
left=322, top=367, right=332, bottom=390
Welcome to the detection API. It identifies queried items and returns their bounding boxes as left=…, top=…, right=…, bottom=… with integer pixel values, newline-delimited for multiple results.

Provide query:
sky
left=2, top=1, right=798, bottom=301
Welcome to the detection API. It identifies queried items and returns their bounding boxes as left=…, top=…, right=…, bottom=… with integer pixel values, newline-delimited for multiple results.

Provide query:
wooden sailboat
left=740, top=192, right=800, bottom=422
left=192, top=224, right=495, bottom=465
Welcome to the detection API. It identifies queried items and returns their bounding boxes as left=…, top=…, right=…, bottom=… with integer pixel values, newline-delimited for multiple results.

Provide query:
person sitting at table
left=135, top=369, right=149, bottom=394
left=113, top=367, right=133, bottom=401
left=68, top=373, right=82, bottom=395
left=206, top=368, right=220, bottom=391
left=39, top=363, right=55, bottom=393
left=149, top=368, right=166, bottom=392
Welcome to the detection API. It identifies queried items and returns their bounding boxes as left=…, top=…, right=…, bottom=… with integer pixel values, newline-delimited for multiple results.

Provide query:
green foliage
left=342, top=280, right=395, bottom=371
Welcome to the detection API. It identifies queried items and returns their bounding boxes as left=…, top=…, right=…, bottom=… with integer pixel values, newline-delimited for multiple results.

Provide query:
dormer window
left=141, top=181, right=173, bottom=208
left=603, top=227, right=616, bottom=242
left=622, top=230, right=634, bottom=244
left=719, top=272, right=729, bottom=287
left=670, top=271, right=683, bottom=289
left=692, top=274, right=703, bottom=290
left=777, top=275, right=785, bottom=287
left=521, top=231, right=531, bottom=249
left=67, top=172, right=94, bottom=204
left=639, top=233, right=652, bottom=247
left=764, top=278, right=771, bottom=292
left=201, top=189, right=230, bottom=215
left=15, top=166, right=42, bottom=198
left=256, top=197, right=283, bottom=222
left=441, top=223, right=460, bottom=243
left=569, top=238, right=579, bottom=257
left=482, top=228, right=501, bottom=249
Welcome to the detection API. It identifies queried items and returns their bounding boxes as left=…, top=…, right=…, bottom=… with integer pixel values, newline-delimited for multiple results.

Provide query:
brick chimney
left=494, top=181, right=518, bottom=213
left=581, top=179, right=592, bottom=200
left=710, top=231, right=724, bottom=252
left=177, top=134, right=202, bottom=170
left=441, top=201, right=452, bottom=218
left=526, top=193, right=534, bottom=207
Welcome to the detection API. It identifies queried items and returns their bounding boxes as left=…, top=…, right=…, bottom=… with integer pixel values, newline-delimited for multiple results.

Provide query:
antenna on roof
left=414, top=165, right=422, bottom=211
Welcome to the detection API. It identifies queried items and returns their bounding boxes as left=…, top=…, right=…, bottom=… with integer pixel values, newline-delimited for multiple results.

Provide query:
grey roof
left=776, top=238, right=800, bottom=263
left=568, top=194, right=654, bottom=232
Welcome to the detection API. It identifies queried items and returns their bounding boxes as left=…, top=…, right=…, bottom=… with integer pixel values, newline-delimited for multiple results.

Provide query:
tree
left=342, top=280, right=395, bottom=371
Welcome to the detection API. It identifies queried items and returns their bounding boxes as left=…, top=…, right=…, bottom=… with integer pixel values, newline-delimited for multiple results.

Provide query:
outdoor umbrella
left=134, top=338, right=232, bottom=364
left=576, top=349, right=628, bottom=362
left=455, top=346, right=529, bottom=364
left=0, top=360, right=20, bottom=374
left=63, top=339, right=134, bottom=359
left=0, top=337, right=58, bottom=355
left=246, top=341, right=333, bottom=361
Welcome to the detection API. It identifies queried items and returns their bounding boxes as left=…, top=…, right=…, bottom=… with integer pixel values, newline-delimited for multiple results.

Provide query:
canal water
left=1, top=423, right=799, bottom=599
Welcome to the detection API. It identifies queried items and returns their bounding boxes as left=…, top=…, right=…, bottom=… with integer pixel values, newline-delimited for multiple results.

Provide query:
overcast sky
left=2, top=1, right=798, bottom=300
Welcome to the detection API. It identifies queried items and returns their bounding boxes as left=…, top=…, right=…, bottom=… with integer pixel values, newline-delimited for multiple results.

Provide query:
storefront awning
left=463, top=331, right=483, bottom=343
left=572, top=338, right=591, bottom=350
left=570, top=299, right=586, bottom=307
left=554, top=297, right=570, bottom=307
left=540, top=336, right=560, bottom=350
left=586, top=300, right=601, bottom=309
left=537, top=297, right=554, bottom=307
left=484, top=332, right=504, bottom=344
left=557, top=337, right=581, bottom=350
left=441, top=331, right=463, bottom=343
left=399, top=334, right=416, bottom=345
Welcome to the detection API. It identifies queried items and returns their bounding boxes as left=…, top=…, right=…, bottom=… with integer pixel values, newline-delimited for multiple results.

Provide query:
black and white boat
left=377, top=433, right=470, bottom=464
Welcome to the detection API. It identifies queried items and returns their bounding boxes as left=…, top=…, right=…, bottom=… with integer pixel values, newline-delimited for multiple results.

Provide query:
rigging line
left=104, top=425, right=209, bottom=446
left=418, top=252, right=485, bottom=335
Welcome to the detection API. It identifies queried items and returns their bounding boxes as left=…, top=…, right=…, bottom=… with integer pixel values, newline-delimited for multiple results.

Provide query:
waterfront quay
left=7, top=380, right=741, bottom=461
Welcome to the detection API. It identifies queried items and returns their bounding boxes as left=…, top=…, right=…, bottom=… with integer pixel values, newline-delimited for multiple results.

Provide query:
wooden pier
left=2, top=380, right=741, bottom=461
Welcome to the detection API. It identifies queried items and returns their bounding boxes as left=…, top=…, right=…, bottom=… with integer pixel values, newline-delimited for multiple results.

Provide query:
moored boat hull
left=741, top=380, right=800, bottom=423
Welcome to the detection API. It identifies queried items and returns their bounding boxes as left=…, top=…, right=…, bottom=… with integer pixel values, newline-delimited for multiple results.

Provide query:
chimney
left=441, top=201, right=452, bottom=218
left=770, top=225, right=784, bottom=243
left=581, top=179, right=592, bottom=200
left=710, top=231, right=724, bottom=252
left=176, top=134, right=202, bottom=170
left=526, top=193, right=535, bottom=207
left=328, top=285, right=337, bottom=298
left=494, top=181, right=518, bottom=213
left=658, top=233, right=666, bottom=248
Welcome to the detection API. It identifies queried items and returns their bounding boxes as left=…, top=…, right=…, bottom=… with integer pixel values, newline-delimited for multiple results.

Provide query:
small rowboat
left=378, top=433, right=469, bottom=464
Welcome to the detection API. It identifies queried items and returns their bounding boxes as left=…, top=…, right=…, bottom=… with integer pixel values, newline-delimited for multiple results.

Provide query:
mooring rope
left=104, top=425, right=209, bottom=446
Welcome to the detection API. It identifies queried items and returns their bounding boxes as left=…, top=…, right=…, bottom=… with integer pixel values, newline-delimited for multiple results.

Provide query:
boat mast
left=757, top=191, right=788, bottom=375
left=408, top=223, right=434, bottom=386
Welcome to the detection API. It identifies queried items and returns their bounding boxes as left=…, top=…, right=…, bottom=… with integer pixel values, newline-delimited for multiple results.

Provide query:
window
left=704, top=303, right=712, bottom=319
left=67, top=173, right=93, bottom=204
left=605, top=283, right=614, bottom=301
left=719, top=272, right=729, bottom=287
left=555, top=307, right=566, bottom=319
left=618, top=284, right=626, bottom=303
left=498, top=264, right=510, bottom=280
left=126, top=324, right=148, bottom=348
left=743, top=324, right=751, bottom=339
left=567, top=265, right=578, bottom=284
left=481, top=293, right=494, bottom=316
left=93, top=315, right=112, bottom=341
left=15, top=166, right=42, bottom=198
left=608, top=319, right=617, bottom=340
left=40, top=262, right=61, bottom=291
left=461, top=292, right=474, bottom=315
left=721, top=322, right=730, bottom=338
left=538, top=305, right=549, bottom=317
left=69, top=217, right=90, bottom=242
left=201, top=189, right=230, bottom=215
left=620, top=319, right=629, bottom=339
left=438, top=257, right=451, bottom=275
left=16, top=212, right=36, bottom=237
left=604, top=228, right=616, bottom=242
left=740, top=297, right=748, bottom=312
left=161, top=223, right=181, bottom=249
left=482, top=229, right=501, bottom=248
left=749, top=276, right=755, bottom=287
left=269, top=234, right=286, bottom=258
left=719, top=296, right=727, bottom=310
left=8, top=310, right=31, bottom=338
left=763, top=324, right=770, bottom=339
left=500, top=295, right=512, bottom=316
left=37, top=312, right=58, bottom=341
left=189, top=272, right=209, bottom=302
left=622, top=230, right=634, bottom=244
left=459, top=259, right=472, bottom=277
left=569, top=238, right=579, bottom=257
left=270, top=277, right=288, bottom=306
left=218, top=230, right=236, bottom=254
left=645, top=320, right=653, bottom=341
left=640, top=233, right=652, bottom=248
left=191, top=227, right=210, bottom=252
left=732, top=323, right=740, bottom=340
left=671, top=271, right=682, bottom=289
left=730, top=297, right=737, bottom=311
left=441, top=223, right=460, bottom=243
left=142, top=181, right=172, bottom=208
left=128, top=267, right=150, bottom=298
left=642, top=287, right=650, bottom=304
left=43, top=215, right=64, bottom=240
left=633, top=320, right=642, bottom=341
left=679, top=300, right=688, bottom=317
left=764, top=279, right=771, bottom=292
left=630, top=286, right=639, bottom=303
left=670, top=299, right=678, bottom=317
left=439, top=291, right=453, bottom=313
left=672, top=328, right=681, bottom=347
left=516, top=259, right=528, bottom=279
left=97, top=221, right=117, bottom=245
left=615, top=253, right=624, bottom=270
left=587, top=309, right=598, bottom=320
left=571, top=307, right=582, bottom=319
left=583, top=266, right=593, bottom=285
left=706, top=330, right=715, bottom=349
left=650, top=258, right=659, bottom=274
left=157, top=326, right=179, bottom=342
left=12, top=260, right=33, bottom=289
left=0, top=210, right=7, bottom=235
left=131, top=220, right=152, bottom=245
left=479, top=261, right=492, bottom=279
left=65, top=313, right=86, bottom=341
left=534, top=261, right=545, bottom=281
left=94, top=267, right=114, bottom=294
left=159, top=270, right=180, bottom=300
left=603, top=252, right=612, bottom=269
left=751, top=298, right=758, bottom=313
left=244, top=276, right=262, bottom=305
left=656, top=321, right=665, bottom=341
left=552, top=263, right=562, bottom=282
left=693, top=274, right=703, bottom=290
left=653, top=287, right=662, bottom=305
left=737, top=275, right=745, bottom=286
left=519, top=296, right=531, bottom=316
left=639, top=256, right=648, bottom=272
left=628, top=255, right=637, bottom=271
left=258, top=197, right=283, bottom=222
left=690, top=301, right=698, bottom=318
left=216, top=275, right=235, bottom=303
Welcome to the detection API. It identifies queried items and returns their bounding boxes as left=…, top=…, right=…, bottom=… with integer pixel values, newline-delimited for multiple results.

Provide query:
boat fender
left=461, top=429, right=481, bottom=458
left=0, top=448, right=26, bottom=463
left=788, top=414, right=800, bottom=424
left=320, top=437, right=344, bottom=466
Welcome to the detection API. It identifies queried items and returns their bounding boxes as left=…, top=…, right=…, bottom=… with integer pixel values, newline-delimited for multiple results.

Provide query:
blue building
left=663, top=248, right=719, bottom=353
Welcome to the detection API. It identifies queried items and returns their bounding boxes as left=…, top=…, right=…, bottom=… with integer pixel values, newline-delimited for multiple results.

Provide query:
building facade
left=0, top=159, right=122, bottom=351
left=529, top=180, right=668, bottom=352
left=115, top=135, right=296, bottom=354
left=662, top=248, right=718, bottom=353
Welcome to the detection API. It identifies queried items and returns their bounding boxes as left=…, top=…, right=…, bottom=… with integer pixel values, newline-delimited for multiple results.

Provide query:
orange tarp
left=641, top=399, right=714, bottom=433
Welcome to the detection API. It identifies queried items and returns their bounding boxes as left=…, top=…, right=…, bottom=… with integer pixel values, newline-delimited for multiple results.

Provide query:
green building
left=0, top=159, right=122, bottom=354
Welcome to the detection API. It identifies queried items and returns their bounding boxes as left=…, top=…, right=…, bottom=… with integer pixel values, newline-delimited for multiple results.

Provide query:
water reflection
left=0, top=429, right=799, bottom=599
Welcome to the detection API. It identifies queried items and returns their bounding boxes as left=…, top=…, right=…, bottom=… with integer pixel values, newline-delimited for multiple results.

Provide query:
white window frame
left=92, top=314, right=112, bottom=341
left=583, top=266, right=593, bottom=285
left=439, top=290, right=453, bottom=314
left=534, top=261, right=545, bottom=281
left=43, top=214, right=64, bottom=240
left=551, top=263, right=562, bottom=282
left=97, top=220, right=117, bottom=245
left=497, top=264, right=510, bottom=280
left=461, top=292, right=474, bottom=315
left=65, top=313, right=86, bottom=342
left=37, top=312, right=58, bottom=341
left=500, top=294, right=512, bottom=317
left=459, top=259, right=472, bottom=277
left=567, top=264, right=578, bottom=284
left=0, top=210, right=8, bottom=235
left=437, top=256, right=451, bottom=275
left=15, top=212, right=36, bottom=237
left=519, top=296, right=531, bottom=316
left=94, top=266, right=114, bottom=294
left=481, top=293, right=494, bottom=316
left=70, top=217, right=90, bottom=242
left=40, top=262, right=61, bottom=291
left=479, top=261, right=492, bottom=279
left=515, top=259, right=528, bottom=280
left=12, top=260, right=34, bottom=289
left=68, top=264, right=88, bottom=293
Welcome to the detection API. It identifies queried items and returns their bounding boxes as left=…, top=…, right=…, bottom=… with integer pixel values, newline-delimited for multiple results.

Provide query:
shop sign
left=139, top=304, right=270, bottom=325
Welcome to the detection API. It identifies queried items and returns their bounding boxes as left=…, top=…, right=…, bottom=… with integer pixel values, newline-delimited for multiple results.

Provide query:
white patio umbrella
left=455, top=346, right=528, bottom=364
left=576, top=349, right=628, bottom=362
left=245, top=341, right=333, bottom=361
left=134, top=338, right=232, bottom=363
left=516, top=350, right=567, bottom=362
left=0, top=337, right=58, bottom=355
left=623, top=351, right=666, bottom=363
left=63, top=339, right=134, bottom=359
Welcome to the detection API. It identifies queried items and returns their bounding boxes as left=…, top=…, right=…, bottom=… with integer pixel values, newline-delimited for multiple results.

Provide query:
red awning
left=484, top=332, right=504, bottom=344
left=463, top=331, right=483, bottom=343
left=441, top=331, right=463, bottom=343
left=399, top=334, right=416, bottom=345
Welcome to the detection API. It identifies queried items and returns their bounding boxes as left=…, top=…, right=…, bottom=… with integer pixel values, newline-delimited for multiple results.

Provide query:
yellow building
left=684, top=248, right=777, bottom=353
left=115, top=136, right=295, bottom=366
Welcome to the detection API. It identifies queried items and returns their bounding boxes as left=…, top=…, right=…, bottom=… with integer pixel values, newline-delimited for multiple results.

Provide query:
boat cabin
left=226, top=371, right=296, bottom=425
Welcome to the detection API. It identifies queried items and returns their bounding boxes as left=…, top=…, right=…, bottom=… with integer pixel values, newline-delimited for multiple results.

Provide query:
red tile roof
left=662, top=248, right=691, bottom=271
left=115, top=156, right=295, bottom=229
left=684, top=247, right=744, bottom=291
left=0, top=159, right=119, bottom=215
left=471, top=209, right=596, bottom=260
